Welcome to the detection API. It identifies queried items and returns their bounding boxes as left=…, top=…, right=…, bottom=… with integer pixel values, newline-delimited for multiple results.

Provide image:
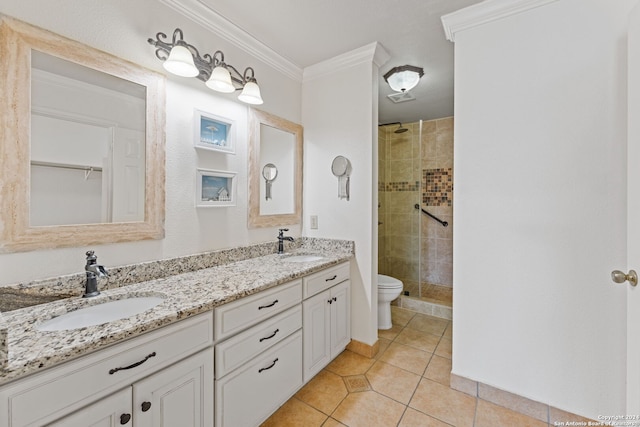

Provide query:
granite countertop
left=0, top=242, right=353, bottom=386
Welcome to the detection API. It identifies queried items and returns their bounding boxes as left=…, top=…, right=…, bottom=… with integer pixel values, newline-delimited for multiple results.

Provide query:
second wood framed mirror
left=248, top=109, right=303, bottom=228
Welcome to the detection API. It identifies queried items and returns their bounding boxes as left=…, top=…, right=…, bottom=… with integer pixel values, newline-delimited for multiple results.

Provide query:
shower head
left=378, top=122, right=409, bottom=134
left=394, top=124, right=408, bottom=134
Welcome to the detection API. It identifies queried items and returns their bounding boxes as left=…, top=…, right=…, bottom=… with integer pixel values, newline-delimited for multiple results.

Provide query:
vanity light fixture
left=148, top=28, right=264, bottom=105
left=383, top=65, right=424, bottom=93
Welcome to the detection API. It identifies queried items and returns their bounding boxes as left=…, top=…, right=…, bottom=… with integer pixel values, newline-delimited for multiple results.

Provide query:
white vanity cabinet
left=302, top=262, right=351, bottom=383
left=0, top=259, right=353, bottom=427
left=0, top=312, right=214, bottom=427
left=213, top=280, right=303, bottom=427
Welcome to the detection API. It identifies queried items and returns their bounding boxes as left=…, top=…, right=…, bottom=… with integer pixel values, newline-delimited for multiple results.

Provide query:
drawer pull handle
left=258, top=299, right=279, bottom=310
left=120, top=413, right=131, bottom=425
left=109, top=352, right=156, bottom=375
left=333, top=297, right=337, bottom=302
left=258, top=358, right=279, bottom=373
left=328, top=299, right=333, bottom=304
left=259, top=329, right=280, bottom=342
left=325, top=275, right=338, bottom=282
left=141, top=401, right=152, bottom=412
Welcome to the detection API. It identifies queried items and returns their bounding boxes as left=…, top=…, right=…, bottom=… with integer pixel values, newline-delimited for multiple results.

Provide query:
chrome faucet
left=84, top=250, right=108, bottom=298
left=277, top=229, right=294, bottom=255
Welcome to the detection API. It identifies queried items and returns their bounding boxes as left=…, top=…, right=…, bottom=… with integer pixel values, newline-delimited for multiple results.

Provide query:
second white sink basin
left=36, top=296, right=165, bottom=332
left=283, top=255, right=325, bottom=263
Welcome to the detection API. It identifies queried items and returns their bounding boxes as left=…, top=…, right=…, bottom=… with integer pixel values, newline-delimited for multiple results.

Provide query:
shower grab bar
left=414, top=204, right=449, bottom=227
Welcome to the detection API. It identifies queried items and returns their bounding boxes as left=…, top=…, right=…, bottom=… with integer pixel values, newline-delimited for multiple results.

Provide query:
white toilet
left=377, top=274, right=404, bottom=330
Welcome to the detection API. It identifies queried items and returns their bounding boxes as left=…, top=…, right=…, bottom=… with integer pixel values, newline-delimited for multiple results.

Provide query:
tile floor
left=261, top=306, right=549, bottom=427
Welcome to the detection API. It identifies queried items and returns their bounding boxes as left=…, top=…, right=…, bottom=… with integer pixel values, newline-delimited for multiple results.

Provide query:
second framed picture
left=194, top=109, right=235, bottom=154
left=196, top=169, right=237, bottom=207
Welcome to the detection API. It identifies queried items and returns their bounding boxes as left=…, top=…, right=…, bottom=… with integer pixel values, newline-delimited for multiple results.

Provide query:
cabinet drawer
left=1, top=312, right=213, bottom=427
left=215, top=331, right=303, bottom=427
left=214, top=280, right=301, bottom=340
left=303, top=262, right=350, bottom=298
left=215, top=305, right=301, bottom=378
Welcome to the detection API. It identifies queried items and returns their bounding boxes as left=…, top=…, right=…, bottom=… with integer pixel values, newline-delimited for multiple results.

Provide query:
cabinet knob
left=120, top=413, right=131, bottom=425
left=141, top=401, right=152, bottom=412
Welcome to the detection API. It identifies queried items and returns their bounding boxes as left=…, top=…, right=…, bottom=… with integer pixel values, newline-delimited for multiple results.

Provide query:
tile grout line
left=387, top=316, right=416, bottom=427
left=384, top=311, right=454, bottom=426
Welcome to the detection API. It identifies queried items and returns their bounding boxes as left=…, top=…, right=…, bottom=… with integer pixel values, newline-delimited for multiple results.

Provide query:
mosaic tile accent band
left=423, top=168, right=453, bottom=207
left=380, top=181, right=420, bottom=192
left=378, top=169, right=453, bottom=207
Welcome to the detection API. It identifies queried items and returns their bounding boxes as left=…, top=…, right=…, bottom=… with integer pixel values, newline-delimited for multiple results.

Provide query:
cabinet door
left=330, top=280, right=351, bottom=358
left=302, top=289, right=332, bottom=383
left=133, top=348, right=213, bottom=427
left=48, top=388, right=132, bottom=427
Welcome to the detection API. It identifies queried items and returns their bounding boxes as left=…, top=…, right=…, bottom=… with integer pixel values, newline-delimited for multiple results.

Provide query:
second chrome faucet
left=277, top=229, right=294, bottom=255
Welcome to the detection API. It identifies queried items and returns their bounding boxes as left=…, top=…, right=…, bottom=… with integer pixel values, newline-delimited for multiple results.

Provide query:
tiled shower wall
left=378, top=118, right=454, bottom=296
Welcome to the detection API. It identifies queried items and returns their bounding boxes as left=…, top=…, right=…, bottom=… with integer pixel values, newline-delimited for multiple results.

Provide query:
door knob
left=611, top=269, right=638, bottom=286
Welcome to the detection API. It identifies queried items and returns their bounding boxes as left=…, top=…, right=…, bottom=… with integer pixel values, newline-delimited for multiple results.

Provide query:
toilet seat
left=378, top=274, right=403, bottom=289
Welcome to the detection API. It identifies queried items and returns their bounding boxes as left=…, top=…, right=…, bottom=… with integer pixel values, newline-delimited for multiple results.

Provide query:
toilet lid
left=378, top=274, right=403, bottom=289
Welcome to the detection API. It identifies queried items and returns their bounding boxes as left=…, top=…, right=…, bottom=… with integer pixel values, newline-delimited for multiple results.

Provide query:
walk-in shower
left=377, top=119, right=454, bottom=312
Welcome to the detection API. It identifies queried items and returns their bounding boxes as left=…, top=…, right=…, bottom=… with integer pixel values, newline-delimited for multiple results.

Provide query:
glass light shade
left=205, top=66, right=235, bottom=93
left=163, top=45, right=199, bottom=77
left=386, top=70, right=421, bottom=92
left=237, top=81, right=263, bottom=105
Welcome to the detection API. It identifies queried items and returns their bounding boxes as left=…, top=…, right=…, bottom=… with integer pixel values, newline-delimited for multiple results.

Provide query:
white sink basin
left=283, top=255, right=325, bottom=263
left=36, top=296, right=165, bottom=331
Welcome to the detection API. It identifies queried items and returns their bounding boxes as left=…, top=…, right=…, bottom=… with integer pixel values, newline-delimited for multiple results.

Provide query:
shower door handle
left=611, top=269, right=638, bottom=286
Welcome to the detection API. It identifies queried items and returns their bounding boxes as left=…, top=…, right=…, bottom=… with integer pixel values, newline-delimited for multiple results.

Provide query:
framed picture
left=196, top=169, right=236, bottom=207
left=194, top=110, right=235, bottom=154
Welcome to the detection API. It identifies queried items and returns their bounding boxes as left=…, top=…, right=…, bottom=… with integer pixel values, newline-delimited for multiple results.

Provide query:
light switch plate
left=310, top=215, right=318, bottom=229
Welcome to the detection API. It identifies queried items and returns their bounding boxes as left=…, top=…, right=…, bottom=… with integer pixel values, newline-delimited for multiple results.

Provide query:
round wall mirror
left=331, top=156, right=350, bottom=177
left=262, top=163, right=278, bottom=200
left=331, top=156, right=352, bottom=201
left=262, top=163, right=278, bottom=181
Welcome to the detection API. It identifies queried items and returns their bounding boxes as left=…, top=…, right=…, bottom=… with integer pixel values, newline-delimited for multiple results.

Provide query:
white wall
left=0, top=0, right=302, bottom=284
left=448, top=0, right=630, bottom=417
left=302, top=43, right=387, bottom=346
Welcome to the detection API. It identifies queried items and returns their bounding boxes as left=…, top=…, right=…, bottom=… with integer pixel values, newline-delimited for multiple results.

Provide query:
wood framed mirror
left=0, top=16, right=166, bottom=252
left=248, top=109, right=303, bottom=228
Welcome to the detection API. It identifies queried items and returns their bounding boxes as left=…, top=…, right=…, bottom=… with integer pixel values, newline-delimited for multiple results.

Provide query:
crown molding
left=158, top=0, right=303, bottom=82
left=441, top=0, right=560, bottom=42
left=303, top=42, right=389, bottom=83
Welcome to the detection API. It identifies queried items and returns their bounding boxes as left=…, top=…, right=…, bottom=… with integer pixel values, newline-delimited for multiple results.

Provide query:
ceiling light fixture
left=148, top=28, right=264, bottom=105
left=383, top=65, right=424, bottom=93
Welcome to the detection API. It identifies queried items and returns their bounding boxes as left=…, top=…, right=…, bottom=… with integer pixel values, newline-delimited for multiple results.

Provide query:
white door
left=628, top=0, right=640, bottom=413
left=111, top=128, right=145, bottom=223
